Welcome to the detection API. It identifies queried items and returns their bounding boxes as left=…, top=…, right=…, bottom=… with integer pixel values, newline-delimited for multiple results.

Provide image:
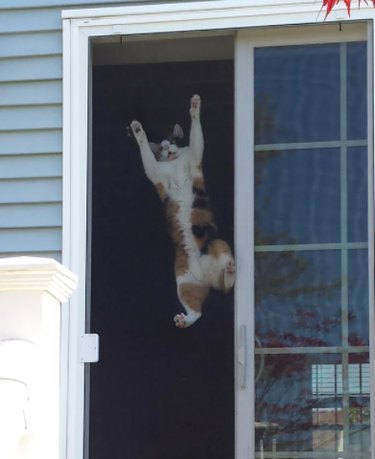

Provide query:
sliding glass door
left=252, top=37, right=371, bottom=458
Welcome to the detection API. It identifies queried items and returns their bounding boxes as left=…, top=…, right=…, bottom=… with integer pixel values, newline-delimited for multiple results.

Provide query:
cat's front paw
left=130, top=120, right=147, bottom=145
left=224, top=259, right=236, bottom=291
left=189, top=94, right=201, bottom=120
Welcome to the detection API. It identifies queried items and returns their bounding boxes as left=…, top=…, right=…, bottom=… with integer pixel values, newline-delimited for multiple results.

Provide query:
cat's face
left=150, top=124, right=184, bottom=162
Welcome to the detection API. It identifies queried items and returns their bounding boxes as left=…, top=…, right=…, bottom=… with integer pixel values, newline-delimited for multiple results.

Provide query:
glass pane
left=255, top=250, right=341, bottom=348
left=255, top=354, right=342, bottom=453
left=348, top=250, right=369, bottom=346
left=254, top=40, right=370, bottom=459
left=347, top=42, right=367, bottom=140
left=255, top=149, right=341, bottom=244
left=255, top=44, right=340, bottom=144
left=347, top=147, right=368, bottom=243
left=255, top=353, right=371, bottom=455
left=348, top=353, right=371, bottom=453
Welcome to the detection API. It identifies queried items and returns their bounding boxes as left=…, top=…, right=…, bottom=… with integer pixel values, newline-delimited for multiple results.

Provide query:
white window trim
left=62, top=2, right=375, bottom=458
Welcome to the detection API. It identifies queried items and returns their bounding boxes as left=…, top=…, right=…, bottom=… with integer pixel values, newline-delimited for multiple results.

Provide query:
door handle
left=238, top=324, right=247, bottom=389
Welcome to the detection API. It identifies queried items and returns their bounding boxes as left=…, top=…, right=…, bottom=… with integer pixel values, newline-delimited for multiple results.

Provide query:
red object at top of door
left=322, top=0, right=375, bottom=16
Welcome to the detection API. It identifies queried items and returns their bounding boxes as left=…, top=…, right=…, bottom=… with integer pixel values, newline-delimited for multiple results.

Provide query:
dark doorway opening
left=89, top=38, right=235, bottom=459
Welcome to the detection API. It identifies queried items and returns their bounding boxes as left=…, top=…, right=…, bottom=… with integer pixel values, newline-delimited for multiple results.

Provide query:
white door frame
left=62, top=2, right=375, bottom=458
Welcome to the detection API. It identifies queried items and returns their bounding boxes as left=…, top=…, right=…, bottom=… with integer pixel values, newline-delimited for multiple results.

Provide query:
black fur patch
left=192, top=224, right=208, bottom=238
left=192, top=224, right=218, bottom=254
left=192, top=186, right=207, bottom=197
left=162, top=196, right=170, bottom=208
left=193, top=197, right=209, bottom=209
left=192, top=186, right=210, bottom=209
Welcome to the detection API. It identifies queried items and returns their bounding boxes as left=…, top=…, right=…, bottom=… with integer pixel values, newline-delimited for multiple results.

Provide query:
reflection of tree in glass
left=255, top=97, right=277, bottom=145
left=254, top=98, right=342, bottom=349
left=255, top=354, right=337, bottom=451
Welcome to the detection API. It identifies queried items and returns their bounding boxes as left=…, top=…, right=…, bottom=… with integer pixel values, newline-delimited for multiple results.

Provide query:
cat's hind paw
left=174, top=310, right=202, bottom=328
left=224, top=259, right=236, bottom=291
left=174, top=313, right=188, bottom=328
left=130, top=120, right=147, bottom=145
left=190, top=94, right=201, bottom=120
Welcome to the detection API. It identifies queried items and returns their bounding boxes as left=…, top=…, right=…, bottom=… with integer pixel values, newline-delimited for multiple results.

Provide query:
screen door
left=88, top=34, right=235, bottom=459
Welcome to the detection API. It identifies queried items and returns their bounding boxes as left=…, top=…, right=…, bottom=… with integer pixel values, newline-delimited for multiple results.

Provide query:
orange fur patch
left=155, top=182, right=167, bottom=201
left=175, top=246, right=189, bottom=277
left=190, top=208, right=213, bottom=226
left=207, top=238, right=233, bottom=258
left=192, top=177, right=205, bottom=191
left=178, top=282, right=209, bottom=313
left=164, top=200, right=184, bottom=245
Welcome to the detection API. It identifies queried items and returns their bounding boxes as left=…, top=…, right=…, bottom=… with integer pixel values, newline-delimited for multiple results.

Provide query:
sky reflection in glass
left=255, top=44, right=340, bottom=144
left=255, top=149, right=341, bottom=245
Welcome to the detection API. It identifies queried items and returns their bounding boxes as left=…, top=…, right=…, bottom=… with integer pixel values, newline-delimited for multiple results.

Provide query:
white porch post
left=0, top=257, right=78, bottom=459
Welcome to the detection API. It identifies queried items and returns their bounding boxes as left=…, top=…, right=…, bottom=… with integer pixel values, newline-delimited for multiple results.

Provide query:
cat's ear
left=172, top=124, right=184, bottom=139
left=149, top=142, right=161, bottom=160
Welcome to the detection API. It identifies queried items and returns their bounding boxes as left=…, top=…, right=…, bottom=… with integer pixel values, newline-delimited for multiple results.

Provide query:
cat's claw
left=190, top=94, right=201, bottom=120
left=224, top=260, right=236, bottom=291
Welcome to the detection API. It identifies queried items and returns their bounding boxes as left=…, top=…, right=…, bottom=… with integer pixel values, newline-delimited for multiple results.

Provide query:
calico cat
left=130, top=95, right=235, bottom=328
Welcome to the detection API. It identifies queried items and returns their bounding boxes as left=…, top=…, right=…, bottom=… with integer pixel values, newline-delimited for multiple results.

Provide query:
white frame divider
left=62, top=2, right=375, bottom=458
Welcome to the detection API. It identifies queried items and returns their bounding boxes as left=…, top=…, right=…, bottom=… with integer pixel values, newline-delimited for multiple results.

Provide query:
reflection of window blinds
left=312, top=364, right=370, bottom=396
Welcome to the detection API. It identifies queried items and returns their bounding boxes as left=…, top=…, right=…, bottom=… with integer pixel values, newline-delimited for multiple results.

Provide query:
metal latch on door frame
left=79, top=334, right=99, bottom=363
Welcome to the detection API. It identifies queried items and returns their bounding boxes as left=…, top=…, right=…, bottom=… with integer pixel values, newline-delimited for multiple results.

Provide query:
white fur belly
left=171, top=183, right=196, bottom=250
left=168, top=170, right=203, bottom=278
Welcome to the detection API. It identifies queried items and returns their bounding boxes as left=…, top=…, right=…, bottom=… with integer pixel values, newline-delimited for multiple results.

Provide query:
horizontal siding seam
left=0, top=129, right=62, bottom=134
left=0, top=29, right=62, bottom=37
left=0, top=201, right=62, bottom=208
left=0, top=252, right=61, bottom=255
left=0, top=153, right=61, bottom=160
left=0, top=225, right=61, bottom=234
left=0, top=103, right=62, bottom=109
left=0, top=152, right=62, bottom=156
left=0, top=102, right=62, bottom=109
left=0, top=53, right=62, bottom=62
left=0, top=253, right=62, bottom=260
left=0, top=227, right=62, bottom=232
left=0, top=78, right=61, bottom=84
left=0, top=201, right=61, bottom=206
left=0, top=5, right=67, bottom=11
left=0, top=175, right=62, bottom=181
left=0, top=130, right=62, bottom=135
left=0, top=177, right=61, bottom=183
left=0, top=2, right=134, bottom=12
left=0, top=79, right=62, bottom=85
left=0, top=128, right=62, bottom=134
